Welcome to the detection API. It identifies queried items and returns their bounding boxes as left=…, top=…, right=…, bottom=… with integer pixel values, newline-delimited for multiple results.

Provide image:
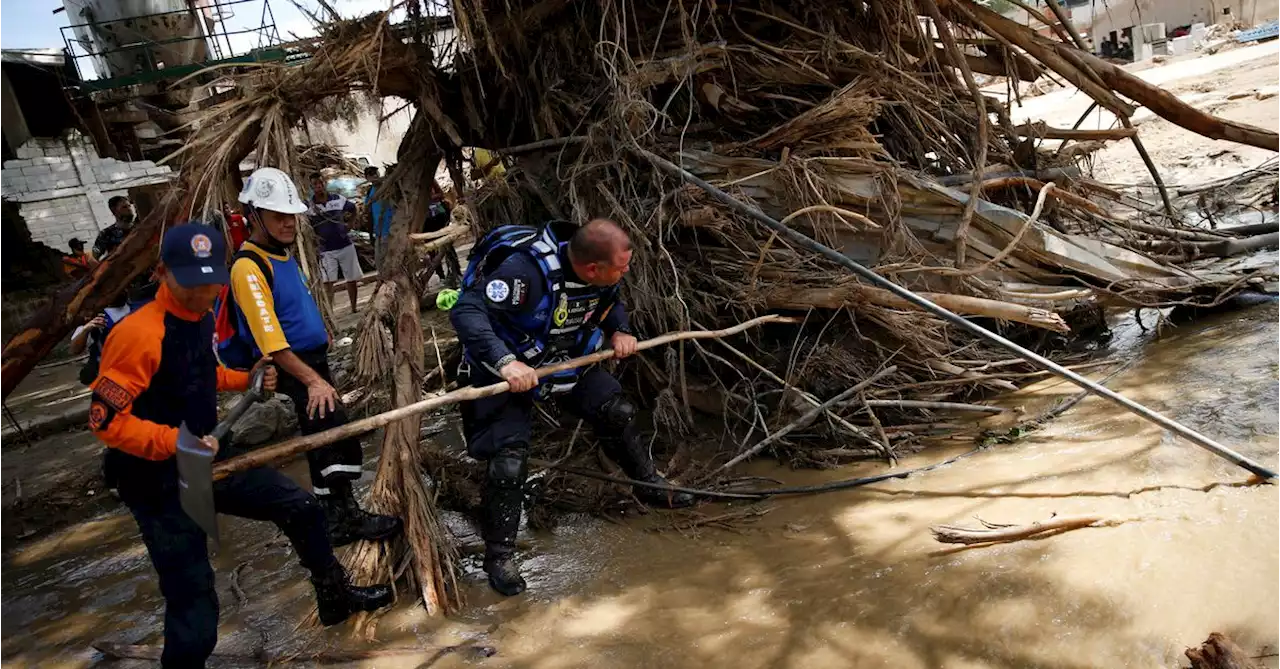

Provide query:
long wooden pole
left=213, top=314, right=793, bottom=479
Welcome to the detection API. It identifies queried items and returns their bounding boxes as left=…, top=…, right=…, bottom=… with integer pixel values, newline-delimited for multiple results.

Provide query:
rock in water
left=1168, top=290, right=1278, bottom=324
left=231, top=395, right=300, bottom=446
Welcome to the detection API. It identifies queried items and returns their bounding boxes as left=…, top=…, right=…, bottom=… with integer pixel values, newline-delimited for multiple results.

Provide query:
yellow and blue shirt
left=229, top=240, right=330, bottom=358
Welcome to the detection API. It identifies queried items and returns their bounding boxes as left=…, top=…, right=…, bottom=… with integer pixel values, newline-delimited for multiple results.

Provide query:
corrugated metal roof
left=1, top=49, right=67, bottom=67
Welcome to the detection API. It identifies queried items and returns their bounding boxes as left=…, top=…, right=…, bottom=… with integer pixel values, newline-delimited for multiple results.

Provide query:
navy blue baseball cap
left=162, top=223, right=229, bottom=287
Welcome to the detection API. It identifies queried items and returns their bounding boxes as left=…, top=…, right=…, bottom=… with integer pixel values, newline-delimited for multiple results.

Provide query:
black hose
left=529, top=447, right=983, bottom=500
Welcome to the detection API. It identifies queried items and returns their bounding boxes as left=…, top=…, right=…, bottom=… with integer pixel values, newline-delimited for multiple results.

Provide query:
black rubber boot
left=602, top=425, right=696, bottom=509
left=632, top=474, right=696, bottom=509
left=320, top=483, right=403, bottom=547
left=482, top=549, right=527, bottom=597
left=481, top=447, right=529, bottom=596
left=311, top=561, right=394, bottom=626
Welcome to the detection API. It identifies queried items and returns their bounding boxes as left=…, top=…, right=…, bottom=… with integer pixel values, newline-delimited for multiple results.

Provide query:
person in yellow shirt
left=218, top=167, right=401, bottom=547
left=471, top=147, right=507, bottom=181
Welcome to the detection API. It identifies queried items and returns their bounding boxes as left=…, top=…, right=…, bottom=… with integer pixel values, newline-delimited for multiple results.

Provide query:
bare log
left=931, top=515, right=1123, bottom=545
left=767, top=285, right=1071, bottom=333
left=1219, top=221, right=1280, bottom=238
left=1142, top=232, right=1280, bottom=260
left=1185, top=633, right=1264, bottom=669
left=342, top=151, right=460, bottom=622
left=1012, top=121, right=1135, bottom=140
left=213, top=315, right=795, bottom=479
left=950, top=0, right=1279, bottom=151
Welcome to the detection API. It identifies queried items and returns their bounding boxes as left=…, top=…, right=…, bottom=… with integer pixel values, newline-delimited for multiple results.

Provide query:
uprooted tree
left=3, top=0, right=1276, bottom=623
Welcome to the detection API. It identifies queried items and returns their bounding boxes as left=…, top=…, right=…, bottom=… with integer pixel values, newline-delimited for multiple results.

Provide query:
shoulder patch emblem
left=94, top=377, right=133, bottom=411
left=485, top=279, right=510, bottom=303
left=88, top=402, right=109, bottom=431
left=552, top=293, right=569, bottom=327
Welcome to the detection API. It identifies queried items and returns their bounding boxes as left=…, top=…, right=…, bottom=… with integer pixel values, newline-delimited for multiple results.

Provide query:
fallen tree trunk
left=342, top=151, right=460, bottom=622
left=1140, top=231, right=1280, bottom=260
left=948, top=0, right=1280, bottom=151
left=213, top=315, right=793, bottom=479
left=1185, top=633, right=1264, bottom=669
left=1219, top=221, right=1280, bottom=238
left=1, top=192, right=179, bottom=399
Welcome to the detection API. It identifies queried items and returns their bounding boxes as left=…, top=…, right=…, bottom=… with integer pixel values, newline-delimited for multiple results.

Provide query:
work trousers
left=274, top=347, right=365, bottom=498
left=459, top=365, right=651, bottom=556
left=121, top=464, right=334, bottom=668
left=458, top=366, right=623, bottom=460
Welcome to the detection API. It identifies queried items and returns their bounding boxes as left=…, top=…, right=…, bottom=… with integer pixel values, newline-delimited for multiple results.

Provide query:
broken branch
left=712, top=365, right=898, bottom=475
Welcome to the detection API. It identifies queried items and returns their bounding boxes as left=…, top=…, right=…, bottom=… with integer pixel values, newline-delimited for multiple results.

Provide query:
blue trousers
left=121, top=466, right=334, bottom=668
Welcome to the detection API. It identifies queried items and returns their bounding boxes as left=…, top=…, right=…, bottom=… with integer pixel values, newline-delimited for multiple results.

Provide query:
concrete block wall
left=0, top=131, right=176, bottom=250
left=20, top=195, right=101, bottom=251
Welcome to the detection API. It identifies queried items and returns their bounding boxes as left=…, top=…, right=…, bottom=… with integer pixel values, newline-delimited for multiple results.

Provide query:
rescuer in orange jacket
left=89, top=223, right=392, bottom=668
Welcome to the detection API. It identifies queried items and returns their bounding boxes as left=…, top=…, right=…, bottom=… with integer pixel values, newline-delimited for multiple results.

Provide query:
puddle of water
left=3, top=303, right=1277, bottom=668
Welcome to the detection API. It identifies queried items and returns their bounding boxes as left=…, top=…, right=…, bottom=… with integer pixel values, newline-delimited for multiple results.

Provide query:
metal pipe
left=637, top=147, right=1277, bottom=481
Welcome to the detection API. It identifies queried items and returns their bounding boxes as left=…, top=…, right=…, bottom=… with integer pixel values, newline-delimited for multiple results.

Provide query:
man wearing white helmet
left=220, top=167, right=402, bottom=546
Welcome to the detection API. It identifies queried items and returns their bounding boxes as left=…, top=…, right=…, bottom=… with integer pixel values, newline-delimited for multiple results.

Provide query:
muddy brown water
left=3, top=301, right=1277, bottom=669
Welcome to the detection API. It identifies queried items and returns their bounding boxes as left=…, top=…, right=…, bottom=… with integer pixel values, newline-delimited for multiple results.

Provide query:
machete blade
left=176, top=421, right=219, bottom=551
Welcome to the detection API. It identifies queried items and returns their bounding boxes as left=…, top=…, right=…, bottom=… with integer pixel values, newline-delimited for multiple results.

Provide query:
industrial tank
left=61, top=0, right=216, bottom=80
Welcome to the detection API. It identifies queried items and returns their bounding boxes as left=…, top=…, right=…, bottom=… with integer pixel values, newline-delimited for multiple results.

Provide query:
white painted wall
left=297, top=96, right=415, bottom=171
left=1092, top=0, right=1279, bottom=44
left=0, top=132, right=175, bottom=251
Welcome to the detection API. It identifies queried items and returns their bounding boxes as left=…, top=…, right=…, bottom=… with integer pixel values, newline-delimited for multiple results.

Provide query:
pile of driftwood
left=3, top=0, right=1277, bottom=623
left=437, top=0, right=1278, bottom=463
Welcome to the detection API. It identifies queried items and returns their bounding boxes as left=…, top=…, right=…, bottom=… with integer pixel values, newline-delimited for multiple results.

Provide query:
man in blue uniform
left=450, top=218, right=694, bottom=597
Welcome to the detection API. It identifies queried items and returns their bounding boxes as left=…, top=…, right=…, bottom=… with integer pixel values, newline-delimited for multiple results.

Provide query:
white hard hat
left=238, top=167, right=308, bottom=214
